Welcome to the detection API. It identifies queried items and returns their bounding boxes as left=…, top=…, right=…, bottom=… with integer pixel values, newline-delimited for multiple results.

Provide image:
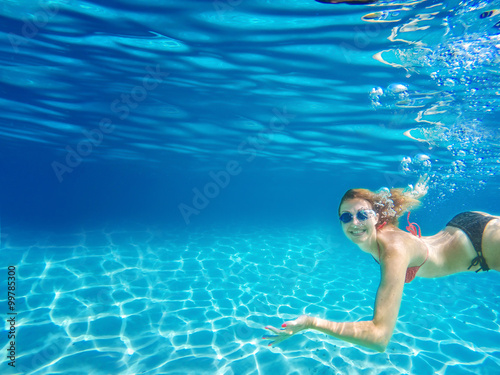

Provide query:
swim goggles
left=339, top=209, right=375, bottom=224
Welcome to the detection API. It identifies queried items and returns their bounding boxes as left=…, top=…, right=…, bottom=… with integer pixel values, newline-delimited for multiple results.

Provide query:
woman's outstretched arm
left=263, top=244, right=408, bottom=352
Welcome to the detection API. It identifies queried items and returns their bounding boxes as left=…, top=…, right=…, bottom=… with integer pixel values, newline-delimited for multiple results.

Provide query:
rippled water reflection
left=1, top=0, right=499, bottom=194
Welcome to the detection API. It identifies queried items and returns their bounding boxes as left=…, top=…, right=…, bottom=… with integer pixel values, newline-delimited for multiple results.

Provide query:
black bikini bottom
left=447, top=212, right=496, bottom=272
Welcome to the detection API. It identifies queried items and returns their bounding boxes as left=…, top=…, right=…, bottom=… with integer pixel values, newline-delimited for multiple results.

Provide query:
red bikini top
left=375, top=211, right=427, bottom=283
left=405, top=211, right=421, bottom=238
left=377, top=212, right=421, bottom=237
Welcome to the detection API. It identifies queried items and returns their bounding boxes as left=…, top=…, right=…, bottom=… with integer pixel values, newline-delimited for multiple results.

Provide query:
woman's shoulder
left=377, top=227, right=418, bottom=254
left=377, top=226, right=409, bottom=241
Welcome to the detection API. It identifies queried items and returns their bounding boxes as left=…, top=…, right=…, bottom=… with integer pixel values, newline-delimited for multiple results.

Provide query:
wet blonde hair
left=338, top=188, right=421, bottom=227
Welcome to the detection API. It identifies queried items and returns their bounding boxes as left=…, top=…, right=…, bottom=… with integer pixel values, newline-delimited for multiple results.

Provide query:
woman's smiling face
left=339, top=198, right=378, bottom=244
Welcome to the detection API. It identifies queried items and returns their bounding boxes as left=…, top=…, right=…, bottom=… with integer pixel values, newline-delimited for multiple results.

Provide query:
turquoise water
left=1, top=0, right=500, bottom=374
left=3, top=225, right=500, bottom=374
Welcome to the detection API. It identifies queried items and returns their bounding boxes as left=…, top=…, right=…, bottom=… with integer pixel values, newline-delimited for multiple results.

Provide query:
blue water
left=1, top=0, right=500, bottom=374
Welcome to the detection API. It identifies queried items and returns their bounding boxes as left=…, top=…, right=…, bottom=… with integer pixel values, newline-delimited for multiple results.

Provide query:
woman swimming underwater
left=263, top=179, right=500, bottom=352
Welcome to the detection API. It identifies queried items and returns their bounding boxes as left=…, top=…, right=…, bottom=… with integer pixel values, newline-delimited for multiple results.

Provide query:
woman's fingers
left=264, top=325, right=282, bottom=334
left=263, top=325, right=292, bottom=347
left=263, top=316, right=310, bottom=347
left=262, top=334, right=277, bottom=346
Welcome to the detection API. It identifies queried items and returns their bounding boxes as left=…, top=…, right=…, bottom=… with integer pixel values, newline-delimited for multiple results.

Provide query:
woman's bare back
left=419, top=213, right=500, bottom=278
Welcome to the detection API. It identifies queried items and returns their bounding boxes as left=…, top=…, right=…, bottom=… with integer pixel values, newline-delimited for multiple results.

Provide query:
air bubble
left=387, top=83, right=409, bottom=100
left=415, top=154, right=430, bottom=162
left=400, top=156, right=412, bottom=173
left=369, top=86, right=384, bottom=107
left=377, top=187, right=390, bottom=195
left=400, top=154, right=431, bottom=176
left=370, top=86, right=384, bottom=98
left=375, top=187, right=396, bottom=218
left=444, top=78, right=456, bottom=86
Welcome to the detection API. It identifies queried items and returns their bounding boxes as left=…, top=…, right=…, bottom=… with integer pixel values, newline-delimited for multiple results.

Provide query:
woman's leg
left=482, top=216, right=500, bottom=271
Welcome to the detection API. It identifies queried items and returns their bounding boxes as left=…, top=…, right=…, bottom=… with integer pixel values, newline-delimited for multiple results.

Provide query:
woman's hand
left=263, top=315, right=312, bottom=347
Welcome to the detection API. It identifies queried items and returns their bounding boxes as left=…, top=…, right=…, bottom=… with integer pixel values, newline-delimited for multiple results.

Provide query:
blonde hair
left=338, top=188, right=421, bottom=227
